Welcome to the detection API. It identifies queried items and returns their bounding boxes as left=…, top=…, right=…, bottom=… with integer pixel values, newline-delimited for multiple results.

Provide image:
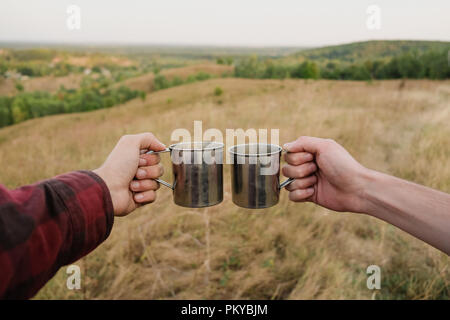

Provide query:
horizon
left=1, top=39, right=449, bottom=50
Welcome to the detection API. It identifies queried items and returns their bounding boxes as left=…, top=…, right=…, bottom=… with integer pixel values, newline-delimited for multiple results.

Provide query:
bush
left=0, top=97, right=13, bottom=127
left=263, top=61, right=290, bottom=79
left=234, top=56, right=266, bottom=78
left=16, top=65, right=35, bottom=77
left=0, top=63, right=7, bottom=76
left=15, top=82, right=24, bottom=92
left=195, top=72, right=211, bottom=81
left=170, top=76, right=183, bottom=86
left=214, top=86, right=223, bottom=96
left=153, top=75, right=169, bottom=90
left=291, top=61, right=320, bottom=79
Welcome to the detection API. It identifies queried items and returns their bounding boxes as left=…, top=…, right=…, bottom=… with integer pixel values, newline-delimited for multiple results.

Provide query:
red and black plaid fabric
left=0, top=170, right=114, bottom=299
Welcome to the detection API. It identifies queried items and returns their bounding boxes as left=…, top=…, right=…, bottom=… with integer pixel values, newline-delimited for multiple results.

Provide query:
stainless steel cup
left=147, top=141, right=223, bottom=208
left=229, top=143, right=293, bottom=209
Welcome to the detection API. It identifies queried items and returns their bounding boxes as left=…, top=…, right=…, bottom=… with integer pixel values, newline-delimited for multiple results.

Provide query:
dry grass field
left=0, top=77, right=449, bottom=299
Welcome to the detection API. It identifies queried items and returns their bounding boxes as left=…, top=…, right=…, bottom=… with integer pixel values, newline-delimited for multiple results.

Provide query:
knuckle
left=147, top=154, right=159, bottom=165
left=150, top=180, right=158, bottom=189
left=143, top=180, right=152, bottom=189
left=299, top=166, right=308, bottom=177
left=291, top=154, right=300, bottom=165
left=299, top=153, right=310, bottom=163
left=285, top=155, right=295, bottom=165
left=296, top=189, right=306, bottom=199
left=320, top=139, right=335, bottom=151
left=296, top=179, right=305, bottom=189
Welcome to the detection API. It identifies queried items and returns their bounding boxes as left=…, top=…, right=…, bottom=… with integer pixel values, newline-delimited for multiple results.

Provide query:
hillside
left=292, top=40, right=450, bottom=62
left=0, top=73, right=83, bottom=95
left=0, top=78, right=448, bottom=299
left=0, top=63, right=233, bottom=96
left=122, top=63, right=233, bottom=92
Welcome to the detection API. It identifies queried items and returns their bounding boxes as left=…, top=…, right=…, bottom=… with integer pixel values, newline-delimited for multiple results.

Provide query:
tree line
left=0, top=77, right=145, bottom=128
left=234, top=50, right=450, bottom=80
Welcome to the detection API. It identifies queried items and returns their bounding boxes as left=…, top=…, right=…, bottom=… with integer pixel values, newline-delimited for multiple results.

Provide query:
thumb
left=137, top=132, right=166, bottom=151
left=283, top=136, right=323, bottom=154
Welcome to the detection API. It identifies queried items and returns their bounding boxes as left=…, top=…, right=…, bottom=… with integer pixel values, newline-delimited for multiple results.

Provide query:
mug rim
left=229, top=143, right=282, bottom=157
left=169, top=141, right=224, bottom=151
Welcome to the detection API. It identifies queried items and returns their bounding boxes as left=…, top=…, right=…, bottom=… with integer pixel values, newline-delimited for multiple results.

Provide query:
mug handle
left=145, top=148, right=174, bottom=190
left=279, top=148, right=294, bottom=189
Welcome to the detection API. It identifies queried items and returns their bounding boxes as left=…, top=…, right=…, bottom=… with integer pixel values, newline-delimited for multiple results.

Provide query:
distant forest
left=234, top=41, right=450, bottom=80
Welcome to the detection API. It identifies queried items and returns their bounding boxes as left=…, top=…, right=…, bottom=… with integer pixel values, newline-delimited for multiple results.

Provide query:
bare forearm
left=361, top=169, right=450, bottom=255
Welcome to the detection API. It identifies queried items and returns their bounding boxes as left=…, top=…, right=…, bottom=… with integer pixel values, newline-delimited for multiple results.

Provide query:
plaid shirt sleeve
left=0, top=170, right=114, bottom=300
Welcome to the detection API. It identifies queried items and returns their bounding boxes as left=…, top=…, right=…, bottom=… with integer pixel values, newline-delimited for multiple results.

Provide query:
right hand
left=93, top=133, right=166, bottom=216
left=282, top=136, right=371, bottom=213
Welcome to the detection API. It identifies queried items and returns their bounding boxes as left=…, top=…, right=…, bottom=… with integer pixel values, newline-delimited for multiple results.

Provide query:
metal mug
left=147, top=141, right=223, bottom=208
left=229, top=143, right=294, bottom=209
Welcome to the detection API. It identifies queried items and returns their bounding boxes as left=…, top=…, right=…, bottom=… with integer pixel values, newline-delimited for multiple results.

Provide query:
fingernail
left=135, top=193, right=144, bottom=200
left=307, top=187, right=314, bottom=194
left=283, top=142, right=292, bottom=151
left=139, top=158, right=146, bottom=166
left=137, top=168, right=146, bottom=178
left=131, top=181, right=139, bottom=189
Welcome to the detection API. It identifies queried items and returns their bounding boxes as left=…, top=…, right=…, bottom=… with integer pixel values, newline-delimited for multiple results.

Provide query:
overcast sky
left=0, top=0, right=449, bottom=47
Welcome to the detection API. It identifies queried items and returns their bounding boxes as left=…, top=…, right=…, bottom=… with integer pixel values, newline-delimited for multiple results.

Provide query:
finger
left=139, top=153, right=160, bottom=166
left=284, top=152, right=314, bottom=166
left=289, top=188, right=315, bottom=202
left=282, top=162, right=317, bottom=179
left=134, top=190, right=157, bottom=204
left=136, top=164, right=164, bottom=179
left=283, top=136, right=328, bottom=154
left=285, top=175, right=317, bottom=191
left=137, top=132, right=166, bottom=152
left=130, top=179, right=160, bottom=192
